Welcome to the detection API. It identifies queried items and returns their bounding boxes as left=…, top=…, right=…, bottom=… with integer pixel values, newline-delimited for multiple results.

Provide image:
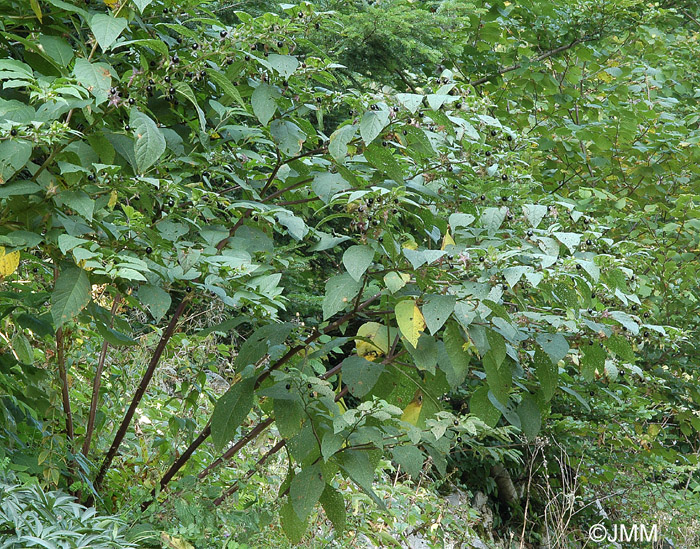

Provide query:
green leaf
left=211, top=376, right=256, bottom=449
left=267, top=54, right=299, bottom=78
left=360, top=109, right=389, bottom=145
left=329, top=124, right=357, bottom=161
left=235, top=323, right=293, bottom=370
left=89, top=13, right=128, bottom=52
left=130, top=109, right=166, bottom=173
left=57, top=190, right=94, bottom=221
left=132, top=0, right=153, bottom=13
left=320, top=485, right=346, bottom=536
left=280, top=499, right=307, bottom=544
left=251, top=83, right=280, bottom=126
left=391, top=445, right=424, bottom=478
left=581, top=343, right=605, bottom=382
left=422, top=294, right=455, bottom=335
left=337, top=449, right=384, bottom=508
left=522, top=204, right=547, bottom=228
left=407, top=333, right=437, bottom=373
left=442, top=323, right=471, bottom=387
left=396, top=93, right=423, bottom=113
left=486, top=329, right=506, bottom=367
left=481, top=207, right=507, bottom=236
left=605, top=334, right=635, bottom=362
left=342, top=355, right=385, bottom=397
left=554, top=232, right=581, bottom=253
left=483, top=353, right=511, bottom=404
left=312, top=172, right=350, bottom=204
left=275, top=210, right=308, bottom=240
left=139, top=285, right=171, bottom=323
left=536, top=333, right=569, bottom=365
left=402, top=249, right=445, bottom=270
left=364, top=143, right=403, bottom=184
left=517, top=394, right=541, bottom=441
left=207, top=70, right=245, bottom=108
left=0, top=141, right=32, bottom=184
left=95, top=323, right=137, bottom=347
left=470, top=385, right=501, bottom=427
left=173, top=82, right=206, bottom=129
left=342, top=245, right=374, bottom=282
left=535, top=347, right=557, bottom=401
left=322, top=273, right=362, bottom=320
left=11, top=333, right=33, bottom=365
left=610, top=311, right=639, bottom=335
left=39, top=35, right=73, bottom=66
left=274, top=399, right=304, bottom=438
left=290, top=464, right=325, bottom=521
left=270, top=120, right=305, bottom=156
left=51, top=266, right=90, bottom=328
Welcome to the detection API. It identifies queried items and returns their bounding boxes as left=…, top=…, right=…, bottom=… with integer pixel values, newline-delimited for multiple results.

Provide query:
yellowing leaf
left=401, top=389, right=423, bottom=425
left=441, top=231, right=455, bottom=250
left=104, top=0, right=120, bottom=9
left=0, top=247, right=20, bottom=277
left=108, top=189, right=118, bottom=209
left=402, top=238, right=418, bottom=250
left=161, top=532, right=195, bottom=549
left=395, top=299, right=425, bottom=348
left=30, top=0, right=42, bottom=22
left=355, top=322, right=391, bottom=361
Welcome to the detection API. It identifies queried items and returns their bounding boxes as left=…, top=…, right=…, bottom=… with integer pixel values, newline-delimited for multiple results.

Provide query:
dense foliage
left=0, top=0, right=699, bottom=546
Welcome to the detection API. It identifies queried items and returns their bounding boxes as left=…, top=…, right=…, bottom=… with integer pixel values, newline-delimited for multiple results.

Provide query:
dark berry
left=192, top=43, right=199, bottom=50
left=456, top=436, right=462, bottom=443
left=393, top=106, right=400, bottom=112
left=589, top=391, right=594, bottom=396
left=167, top=199, right=174, bottom=207
left=315, top=22, right=320, bottom=30
left=501, top=174, right=508, bottom=181
left=145, top=246, right=152, bottom=254
left=485, top=151, right=491, bottom=157
left=245, top=55, right=251, bottom=61
left=453, top=420, right=459, bottom=426
left=32, top=268, right=38, bottom=273
left=382, top=141, right=388, bottom=147
left=286, top=384, right=291, bottom=390
left=507, top=135, right=513, bottom=141
left=586, top=239, right=592, bottom=246
left=277, top=40, right=284, bottom=48
left=576, top=264, right=582, bottom=270
left=490, top=130, right=497, bottom=136
left=87, top=174, right=95, bottom=181
left=644, top=331, right=650, bottom=338
left=298, top=12, right=304, bottom=18
left=128, top=98, right=135, bottom=105
left=527, top=230, right=533, bottom=237
left=176, top=37, right=182, bottom=44
left=164, top=76, right=171, bottom=83
left=110, top=87, right=117, bottom=94
left=220, top=30, right=228, bottom=38
left=479, top=256, right=485, bottom=262
left=186, top=286, right=192, bottom=293
left=644, top=312, right=650, bottom=318
left=307, top=383, right=312, bottom=389
left=455, top=102, right=462, bottom=109
left=480, top=194, right=486, bottom=201
left=146, top=85, right=153, bottom=93
left=171, top=55, right=179, bottom=63
left=124, top=125, right=131, bottom=131
left=253, top=215, right=259, bottom=221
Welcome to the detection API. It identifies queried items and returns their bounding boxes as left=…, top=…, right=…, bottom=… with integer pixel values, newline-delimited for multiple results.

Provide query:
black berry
left=145, top=246, right=152, bottom=254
